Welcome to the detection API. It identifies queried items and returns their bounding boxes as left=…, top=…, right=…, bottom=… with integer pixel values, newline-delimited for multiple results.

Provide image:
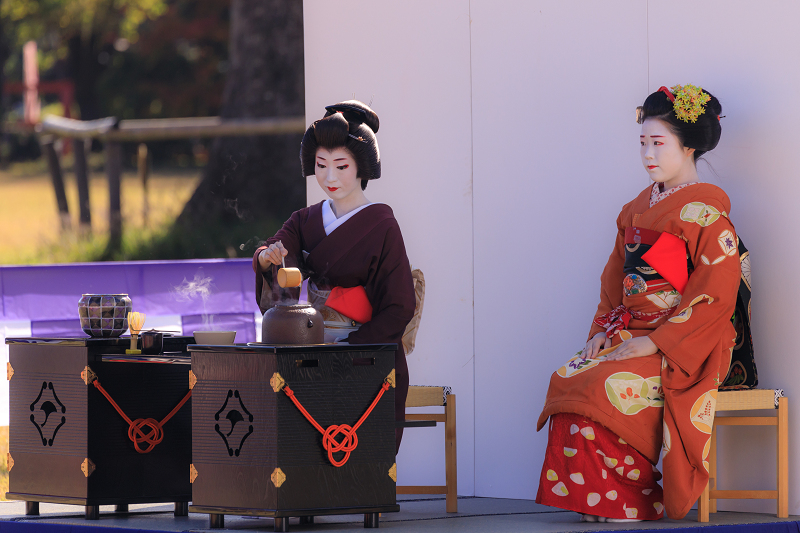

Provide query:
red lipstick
left=647, top=165, right=658, bottom=170
left=327, top=187, right=339, bottom=192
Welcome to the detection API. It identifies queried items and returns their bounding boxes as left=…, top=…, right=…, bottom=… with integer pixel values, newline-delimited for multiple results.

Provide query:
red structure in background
left=5, top=79, right=75, bottom=125
left=3, top=40, right=75, bottom=152
left=5, top=79, right=75, bottom=119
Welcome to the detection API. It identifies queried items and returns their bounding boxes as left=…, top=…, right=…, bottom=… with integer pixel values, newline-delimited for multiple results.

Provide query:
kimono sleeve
left=252, top=209, right=305, bottom=314
left=587, top=210, right=627, bottom=340
left=346, top=222, right=416, bottom=348
left=648, top=216, right=740, bottom=377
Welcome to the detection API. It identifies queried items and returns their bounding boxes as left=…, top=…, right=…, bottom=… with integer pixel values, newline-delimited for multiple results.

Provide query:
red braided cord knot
left=594, top=304, right=674, bottom=338
left=283, top=381, right=391, bottom=467
left=92, top=380, right=192, bottom=454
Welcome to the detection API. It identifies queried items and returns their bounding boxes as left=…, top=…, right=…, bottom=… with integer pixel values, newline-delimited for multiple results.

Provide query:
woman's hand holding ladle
left=258, top=241, right=288, bottom=269
left=258, top=240, right=303, bottom=288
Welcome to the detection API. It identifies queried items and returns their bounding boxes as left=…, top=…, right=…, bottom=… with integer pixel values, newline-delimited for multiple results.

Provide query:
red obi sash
left=325, top=286, right=373, bottom=324
left=625, top=226, right=690, bottom=294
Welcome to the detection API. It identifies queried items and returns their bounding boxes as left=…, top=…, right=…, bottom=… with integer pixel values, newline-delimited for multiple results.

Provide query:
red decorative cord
left=93, top=380, right=192, bottom=454
left=283, top=381, right=390, bottom=467
left=658, top=86, right=676, bottom=102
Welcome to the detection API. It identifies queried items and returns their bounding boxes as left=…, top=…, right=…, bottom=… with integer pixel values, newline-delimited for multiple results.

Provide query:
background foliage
left=0, top=0, right=306, bottom=264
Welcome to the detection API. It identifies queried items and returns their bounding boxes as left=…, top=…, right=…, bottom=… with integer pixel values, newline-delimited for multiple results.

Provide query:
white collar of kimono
left=321, top=200, right=376, bottom=236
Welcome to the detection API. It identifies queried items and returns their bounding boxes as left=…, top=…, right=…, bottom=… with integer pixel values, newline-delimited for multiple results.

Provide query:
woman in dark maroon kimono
left=253, top=100, right=416, bottom=451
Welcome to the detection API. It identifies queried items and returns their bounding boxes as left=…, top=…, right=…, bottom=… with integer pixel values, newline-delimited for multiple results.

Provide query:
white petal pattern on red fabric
left=537, top=414, right=665, bottom=521
left=552, top=482, right=569, bottom=496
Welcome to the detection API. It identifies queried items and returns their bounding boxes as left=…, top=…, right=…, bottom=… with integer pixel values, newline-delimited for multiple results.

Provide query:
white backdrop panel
left=649, top=1, right=800, bottom=514
left=303, top=0, right=475, bottom=494
left=470, top=0, right=647, bottom=499
left=303, top=0, right=800, bottom=509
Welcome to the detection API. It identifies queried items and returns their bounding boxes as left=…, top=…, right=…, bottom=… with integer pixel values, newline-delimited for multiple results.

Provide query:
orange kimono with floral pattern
left=537, top=183, right=740, bottom=519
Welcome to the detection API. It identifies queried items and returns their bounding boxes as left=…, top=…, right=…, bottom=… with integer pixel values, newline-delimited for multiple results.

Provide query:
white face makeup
left=315, top=147, right=361, bottom=200
left=640, top=118, right=697, bottom=190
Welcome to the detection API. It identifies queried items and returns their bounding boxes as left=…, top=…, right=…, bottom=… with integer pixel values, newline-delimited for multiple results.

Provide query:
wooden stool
left=396, top=385, right=457, bottom=512
left=698, top=389, right=788, bottom=522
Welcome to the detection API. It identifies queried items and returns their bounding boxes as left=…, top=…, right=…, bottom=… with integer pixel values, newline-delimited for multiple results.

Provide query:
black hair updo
left=638, top=86, right=722, bottom=160
left=300, top=100, right=380, bottom=190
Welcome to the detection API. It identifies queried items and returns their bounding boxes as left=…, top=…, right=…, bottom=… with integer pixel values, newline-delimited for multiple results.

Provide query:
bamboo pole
left=39, top=115, right=305, bottom=141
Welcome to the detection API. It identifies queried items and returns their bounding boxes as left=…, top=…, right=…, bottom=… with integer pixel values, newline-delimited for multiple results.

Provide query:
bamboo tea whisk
left=127, top=312, right=146, bottom=353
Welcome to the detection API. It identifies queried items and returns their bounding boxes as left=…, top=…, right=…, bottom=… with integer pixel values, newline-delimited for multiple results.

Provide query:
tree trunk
left=68, top=34, right=104, bottom=121
left=176, top=0, right=305, bottom=249
left=0, top=0, right=7, bottom=142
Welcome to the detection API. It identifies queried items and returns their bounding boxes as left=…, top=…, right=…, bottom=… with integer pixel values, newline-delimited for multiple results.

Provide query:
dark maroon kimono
left=253, top=201, right=416, bottom=451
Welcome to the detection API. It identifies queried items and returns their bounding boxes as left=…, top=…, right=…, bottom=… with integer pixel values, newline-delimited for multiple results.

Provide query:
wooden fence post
left=137, top=143, right=149, bottom=226
left=72, top=138, right=91, bottom=234
left=105, top=142, right=122, bottom=251
left=40, top=134, right=71, bottom=231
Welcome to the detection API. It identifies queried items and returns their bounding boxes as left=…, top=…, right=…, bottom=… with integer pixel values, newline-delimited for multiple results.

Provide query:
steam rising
left=239, top=235, right=265, bottom=251
left=224, top=198, right=248, bottom=219
left=172, top=270, right=216, bottom=329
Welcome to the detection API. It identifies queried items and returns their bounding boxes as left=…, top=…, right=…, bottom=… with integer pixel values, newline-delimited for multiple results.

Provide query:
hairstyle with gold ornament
left=636, top=84, right=723, bottom=161
left=669, top=84, right=712, bottom=123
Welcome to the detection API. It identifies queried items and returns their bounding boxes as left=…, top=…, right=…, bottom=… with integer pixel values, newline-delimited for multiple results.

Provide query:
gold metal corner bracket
left=81, top=458, right=95, bottom=477
left=190, top=464, right=198, bottom=483
left=6, top=362, right=13, bottom=381
left=7, top=453, right=14, bottom=472
left=271, top=467, right=286, bottom=488
left=388, top=463, right=397, bottom=482
left=270, top=372, right=286, bottom=393
left=188, top=370, right=197, bottom=390
left=80, top=366, right=97, bottom=385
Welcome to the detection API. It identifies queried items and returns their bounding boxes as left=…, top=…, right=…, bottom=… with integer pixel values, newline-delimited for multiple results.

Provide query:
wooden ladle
left=277, top=251, right=302, bottom=288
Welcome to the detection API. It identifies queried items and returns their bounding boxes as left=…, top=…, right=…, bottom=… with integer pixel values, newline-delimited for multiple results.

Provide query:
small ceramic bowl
left=193, top=331, right=236, bottom=345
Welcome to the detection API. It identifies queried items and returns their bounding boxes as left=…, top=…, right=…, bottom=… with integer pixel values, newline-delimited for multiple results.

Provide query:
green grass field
left=0, top=156, right=202, bottom=265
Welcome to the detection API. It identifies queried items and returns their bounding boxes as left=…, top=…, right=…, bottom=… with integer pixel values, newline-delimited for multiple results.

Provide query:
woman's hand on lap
left=582, top=332, right=610, bottom=359
left=605, top=336, right=658, bottom=361
left=258, top=241, right=288, bottom=269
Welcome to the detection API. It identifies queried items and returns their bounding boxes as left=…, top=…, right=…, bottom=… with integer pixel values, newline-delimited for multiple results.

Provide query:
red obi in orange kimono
left=537, top=183, right=740, bottom=519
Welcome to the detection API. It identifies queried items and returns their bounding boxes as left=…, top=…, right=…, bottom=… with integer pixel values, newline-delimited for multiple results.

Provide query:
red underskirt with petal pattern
left=536, top=413, right=665, bottom=520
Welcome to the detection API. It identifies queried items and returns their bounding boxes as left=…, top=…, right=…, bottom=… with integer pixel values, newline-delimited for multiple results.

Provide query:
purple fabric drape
left=1, top=259, right=259, bottom=340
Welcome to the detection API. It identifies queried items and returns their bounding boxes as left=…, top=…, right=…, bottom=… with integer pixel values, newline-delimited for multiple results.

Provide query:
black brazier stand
left=189, top=343, right=399, bottom=531
left=5, top=337, right=194, bottom=520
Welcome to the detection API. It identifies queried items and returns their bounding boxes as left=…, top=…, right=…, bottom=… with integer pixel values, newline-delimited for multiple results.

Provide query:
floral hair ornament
left=670, top=84, right=711, bottom=123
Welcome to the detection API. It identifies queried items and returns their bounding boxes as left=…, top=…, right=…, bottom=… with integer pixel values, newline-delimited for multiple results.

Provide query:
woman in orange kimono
left=536, top=85, right=741, bottom=522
